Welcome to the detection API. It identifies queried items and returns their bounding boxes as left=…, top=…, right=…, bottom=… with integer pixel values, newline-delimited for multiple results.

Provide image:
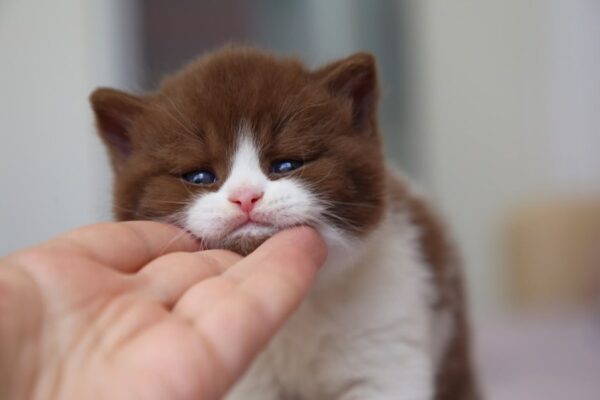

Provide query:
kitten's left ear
left=314, top=52, right=379, bottom=129
left=90, top=88, right=146, bottom=171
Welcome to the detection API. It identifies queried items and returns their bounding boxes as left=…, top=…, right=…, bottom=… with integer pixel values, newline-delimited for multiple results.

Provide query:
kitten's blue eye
left=271, top=160, right=304, bottom=174
left=182, top=170, right=217, bottom=185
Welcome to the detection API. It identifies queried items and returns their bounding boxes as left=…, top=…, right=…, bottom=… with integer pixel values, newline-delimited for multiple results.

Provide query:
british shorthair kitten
left=91, top=47, right=478, bottom=399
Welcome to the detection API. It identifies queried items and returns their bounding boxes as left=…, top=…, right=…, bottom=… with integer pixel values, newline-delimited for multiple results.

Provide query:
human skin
left=0, top=222, right=326, bottom=400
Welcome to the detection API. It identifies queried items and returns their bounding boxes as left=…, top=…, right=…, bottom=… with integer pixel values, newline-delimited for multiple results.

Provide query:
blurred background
left=1, top=0, right=599, bottom=398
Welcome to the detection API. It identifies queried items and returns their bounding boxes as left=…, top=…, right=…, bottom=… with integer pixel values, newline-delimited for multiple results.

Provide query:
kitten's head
left=91, top=48, right=386, bottom=255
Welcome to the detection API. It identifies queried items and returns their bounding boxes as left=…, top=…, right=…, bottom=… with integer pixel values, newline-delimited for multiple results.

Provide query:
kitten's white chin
left=210, top=222, right=280, bottom=255
left=229, top=221, right=278, bottom=238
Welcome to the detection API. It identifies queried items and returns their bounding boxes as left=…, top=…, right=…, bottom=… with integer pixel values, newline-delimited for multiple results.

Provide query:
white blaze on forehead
left=222, top=129, right=268, bottom=192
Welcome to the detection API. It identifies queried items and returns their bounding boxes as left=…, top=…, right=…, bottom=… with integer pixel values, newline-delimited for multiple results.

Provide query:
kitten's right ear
left=314, top=52, right=378, bottom=130
left=90, top=88, right=145, bottom=170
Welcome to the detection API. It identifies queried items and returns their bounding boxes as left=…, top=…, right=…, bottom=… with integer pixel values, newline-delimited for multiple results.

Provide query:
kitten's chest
left=261, top=228, right=435, bottom=398
left=264, top=297, right=372, bottom=400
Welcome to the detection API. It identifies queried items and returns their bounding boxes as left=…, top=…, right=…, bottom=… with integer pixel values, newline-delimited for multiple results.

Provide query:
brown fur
left=91, top=46, right=477, bottom=398
left=388, top=175, right=479, bottom=399
left=91, top=48, right=385, bottom=247
left=406, top=198, right=478, bottom=400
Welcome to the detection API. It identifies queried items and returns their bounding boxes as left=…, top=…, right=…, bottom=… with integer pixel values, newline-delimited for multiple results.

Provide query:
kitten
left=91, top=47, right=478, bottom=399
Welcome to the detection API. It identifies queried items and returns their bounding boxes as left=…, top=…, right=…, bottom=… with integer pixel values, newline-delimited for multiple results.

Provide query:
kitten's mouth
left=183, top=217, right=307, bottom=256
left=229, top=218, right=279, bottom=239
left=202, top=217, right=279, bottom=255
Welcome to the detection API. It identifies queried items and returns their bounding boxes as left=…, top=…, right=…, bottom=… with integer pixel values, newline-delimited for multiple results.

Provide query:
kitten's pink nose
left=228, top=187, right=263, bottom=213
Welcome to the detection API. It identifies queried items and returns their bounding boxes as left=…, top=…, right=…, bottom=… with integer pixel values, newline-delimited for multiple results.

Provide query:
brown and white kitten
left=91, top=47, right=478, bottom=400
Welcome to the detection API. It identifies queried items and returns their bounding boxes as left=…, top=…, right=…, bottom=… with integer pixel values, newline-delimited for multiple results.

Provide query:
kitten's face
left=91, top=48, right=385, bottom=254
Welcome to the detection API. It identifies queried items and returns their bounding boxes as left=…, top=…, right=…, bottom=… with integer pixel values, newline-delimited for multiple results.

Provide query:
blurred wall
left=0, top=0, right=140, bottom=254
left=546, top=0, right=600, bottom=192
left=414, top=0, right=600, bottom=313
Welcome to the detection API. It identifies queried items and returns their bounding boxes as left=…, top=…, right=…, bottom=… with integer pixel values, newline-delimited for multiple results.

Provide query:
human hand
left=0, top=222, right=325, bottom=400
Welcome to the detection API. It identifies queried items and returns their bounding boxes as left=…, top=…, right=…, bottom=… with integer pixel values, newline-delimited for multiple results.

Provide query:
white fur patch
left=183, top=124, right=341, bottom=250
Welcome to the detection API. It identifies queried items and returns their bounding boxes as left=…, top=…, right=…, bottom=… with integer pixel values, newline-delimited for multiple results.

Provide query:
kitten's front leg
left=333, top=351, right=433, bottom=400
left=335, top=382, right=432, bottom=400
left=225, top=377, right=282, bottom=400
left=225, top=384, right=281, bottom=400
left=334, top=376, right=432, bottom=400
left=224, top=354, right=282, bottom=400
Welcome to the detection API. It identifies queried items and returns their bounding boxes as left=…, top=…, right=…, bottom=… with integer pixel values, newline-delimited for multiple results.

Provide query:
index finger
left=32, top=221, right=199, bottom=273
left=174, top=227, right=326, bottom=398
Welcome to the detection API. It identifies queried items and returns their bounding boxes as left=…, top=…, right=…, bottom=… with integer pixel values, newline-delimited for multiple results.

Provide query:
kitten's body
left=227, top=174, right=475, bottom=400
left=91, top=47, right=478, bottom=399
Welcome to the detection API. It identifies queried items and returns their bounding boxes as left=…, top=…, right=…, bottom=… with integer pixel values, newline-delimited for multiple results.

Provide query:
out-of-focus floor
left=475, top=312, right=600, bottom=399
